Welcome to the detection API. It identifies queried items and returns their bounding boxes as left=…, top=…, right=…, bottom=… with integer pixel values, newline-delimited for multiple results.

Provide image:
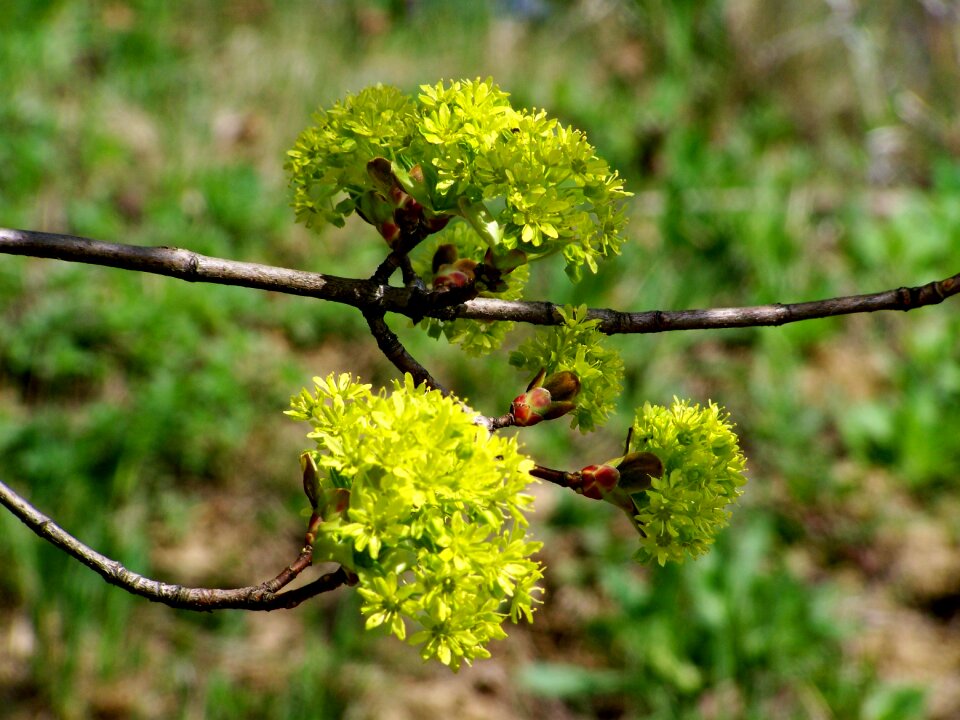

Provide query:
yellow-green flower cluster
left=286, top=78, right=630, bottom=279
left=630, top=399, right=748, bottom=565
left=509, top=305, right=623, bottom=431
left=286, top=373, right=542, bottom=671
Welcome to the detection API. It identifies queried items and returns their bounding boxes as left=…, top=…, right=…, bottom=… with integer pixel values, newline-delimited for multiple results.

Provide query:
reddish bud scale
left=615, top=451, right=663, bottom=492
left=511, top=386, right=553, bottom=426
left=433, top=259, right=478, bottom=290
left=577, top=463, right=620, bottom=499
left=423, top=214, right=451, bottom=233
left=326, top=488, right=351, bottom=517
left=378, top=221, right=401, bottom=245
left=432, top=244, right=459, bottom=274
left=509, top=368, right=581, bottom=427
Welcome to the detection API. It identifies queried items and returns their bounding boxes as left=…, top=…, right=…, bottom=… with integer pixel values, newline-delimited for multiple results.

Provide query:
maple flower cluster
left=283, top=80, right=750, bottom=671
left=286, top=77, right=630, bottom=281
left=286, top=373, right=543, bottom=671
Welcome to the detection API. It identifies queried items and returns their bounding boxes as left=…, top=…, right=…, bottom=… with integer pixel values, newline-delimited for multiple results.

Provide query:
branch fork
left=1, top=224, right=959, bottom=612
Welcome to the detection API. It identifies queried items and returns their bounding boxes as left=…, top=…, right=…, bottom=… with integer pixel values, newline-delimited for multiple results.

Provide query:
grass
left=1, top=1, right=959, bottom=718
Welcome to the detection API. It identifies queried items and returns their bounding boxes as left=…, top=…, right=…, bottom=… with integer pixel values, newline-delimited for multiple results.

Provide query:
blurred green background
left=1, top=1, right=959, bottom=718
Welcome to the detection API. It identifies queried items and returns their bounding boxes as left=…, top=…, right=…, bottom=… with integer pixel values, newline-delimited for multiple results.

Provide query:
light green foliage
left=286, top=373, right=543, bottom=671
left=286, top=78, right=630, bottom=279
left=630, top=399, right=747, bottom=566
left=509, top=305, right=623, bottom=431
left=285, top=85, right=418, bottom=229
left=414, top=223, right=530, bottom=356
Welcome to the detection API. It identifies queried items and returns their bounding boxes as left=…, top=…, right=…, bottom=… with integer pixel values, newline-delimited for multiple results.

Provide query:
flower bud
left=433, top=258, right=478, bottom=290
left=366, top=157, right=398, bottom=194
left=577, top=463, right=620, bottom=500
left=432, top=244, right=459, bottom=274
left=300, top=452, right=321, bottom=510
left=571, top=451, right=662, bottom=512
left=510, top=368, right=580, bottom=426
left=542, top=370, right=581, bottom=403
left=615, top=451, right=663, bottom=493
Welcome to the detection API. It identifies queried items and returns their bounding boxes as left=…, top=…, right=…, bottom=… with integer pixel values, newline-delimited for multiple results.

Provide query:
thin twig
left=0, top=478, right=350, bottom=611
left=487, top=413, right=516, bottom=430
left=529, top=464, right=580, bottom=489
left=398, top=255, right=425, bottom=291
left=4, top=228, right=958, bottom=334
left=363, top=310, right=448, bottom=393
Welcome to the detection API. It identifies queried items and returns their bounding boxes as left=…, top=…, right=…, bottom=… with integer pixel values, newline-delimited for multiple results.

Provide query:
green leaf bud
left=300, top=451, right=321, bottom=510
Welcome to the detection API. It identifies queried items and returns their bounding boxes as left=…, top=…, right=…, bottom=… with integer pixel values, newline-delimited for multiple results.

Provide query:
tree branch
left=2, top=228, right=958, bottom=334
left=529, top=464, right=580, bottom=489
left=363, top=309, right=448, bottom=393
left=0, top=478, right=352, bottom=611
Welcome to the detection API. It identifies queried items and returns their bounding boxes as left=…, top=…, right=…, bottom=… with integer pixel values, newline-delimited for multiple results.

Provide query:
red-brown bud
left=510, top=368, right=580, bottom=426
left=433, top=258, right=478, bottom=289
left=577, top=463, right=620, bottom=499
left=432, top=244, right=459, bottom=274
